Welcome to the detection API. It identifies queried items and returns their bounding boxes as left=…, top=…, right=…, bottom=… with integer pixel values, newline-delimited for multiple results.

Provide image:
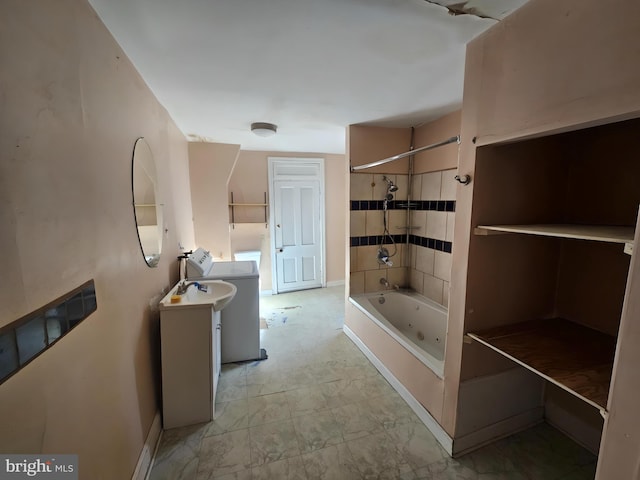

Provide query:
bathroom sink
left=159, top=280, right=237, bottom=312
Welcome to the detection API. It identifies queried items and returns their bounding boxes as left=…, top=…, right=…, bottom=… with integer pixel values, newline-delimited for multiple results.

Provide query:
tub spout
left=393, top=284, right=400, bottom=291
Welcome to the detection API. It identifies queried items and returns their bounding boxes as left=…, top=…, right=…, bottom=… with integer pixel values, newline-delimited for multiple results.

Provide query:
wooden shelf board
left=467, top=318, right=616, bottom=411
left=229, top=203, right=269, bottom=207
left=474, top=224, right=634, bottom=245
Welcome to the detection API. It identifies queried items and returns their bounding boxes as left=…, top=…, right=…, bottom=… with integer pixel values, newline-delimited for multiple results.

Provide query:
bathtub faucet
left=379, top=278, right=390, bottom=288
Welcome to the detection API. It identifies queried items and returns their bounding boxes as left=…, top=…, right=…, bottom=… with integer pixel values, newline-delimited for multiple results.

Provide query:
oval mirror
left=131, top=137, right=163, bottom=267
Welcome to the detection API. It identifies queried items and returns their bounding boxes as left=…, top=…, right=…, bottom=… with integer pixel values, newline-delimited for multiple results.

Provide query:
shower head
left=383, top=176, right=399, bottom=193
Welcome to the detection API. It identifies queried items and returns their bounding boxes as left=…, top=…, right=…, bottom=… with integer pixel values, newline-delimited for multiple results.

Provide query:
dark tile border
left=350, top=200, right=455, bottom=212
left=349, top=234, right=452, bottom=253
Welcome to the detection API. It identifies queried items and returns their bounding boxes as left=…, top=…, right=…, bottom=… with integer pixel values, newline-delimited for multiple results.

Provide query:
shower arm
left=350, top=135, right=460, bottom=172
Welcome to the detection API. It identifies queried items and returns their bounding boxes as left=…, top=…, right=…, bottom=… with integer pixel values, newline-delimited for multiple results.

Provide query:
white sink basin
left=159, top=280, right=237, bottom=311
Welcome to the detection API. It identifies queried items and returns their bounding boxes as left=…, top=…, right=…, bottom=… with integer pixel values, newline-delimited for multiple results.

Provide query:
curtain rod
left=350, top=135, right=460, bottom=172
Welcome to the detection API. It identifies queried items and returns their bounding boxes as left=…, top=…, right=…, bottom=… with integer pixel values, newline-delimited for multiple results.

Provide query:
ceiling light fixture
left=251, top=122, right=277, bottom=137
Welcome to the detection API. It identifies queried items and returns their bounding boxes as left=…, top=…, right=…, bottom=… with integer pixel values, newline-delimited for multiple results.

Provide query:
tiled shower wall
left=350, top=173, right=409, bottom=295
left=409, top=169, right=456, bottom=307
left=349, top=170, right=456, bottom=306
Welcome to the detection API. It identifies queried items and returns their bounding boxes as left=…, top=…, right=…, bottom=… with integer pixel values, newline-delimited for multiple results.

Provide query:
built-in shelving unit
left=474, top=224, right=634, bottom=255
left=467, top=318, right=616, bottom=412
left=459, top=118, right=640, bottom=462
left=229, top=192, right=268, bottom=228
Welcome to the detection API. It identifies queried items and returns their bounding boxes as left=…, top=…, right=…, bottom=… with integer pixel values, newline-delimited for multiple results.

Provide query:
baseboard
left=453, top=408, right=544, bottom=456
left=132, top=411, right=162, bottom=480
left=259, top=289, right=273, bottom=296
left=343, top=325, right=453, bottom=455
left=326, top=280, right=345, bottom=288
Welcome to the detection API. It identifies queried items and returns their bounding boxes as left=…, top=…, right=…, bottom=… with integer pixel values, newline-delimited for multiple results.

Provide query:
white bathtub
left=349, top=291, right=447, bottom=378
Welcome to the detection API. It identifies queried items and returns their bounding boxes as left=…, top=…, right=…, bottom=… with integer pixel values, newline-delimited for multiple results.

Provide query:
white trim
left=343, top=324, right=453, bottom=455
left=326, top=280, right=345, bottom=288
left=132, top=411, right=162, bottom=480
left=453, top=409, right=543, bottom=456
left=268, top=157, right=326, bottom=294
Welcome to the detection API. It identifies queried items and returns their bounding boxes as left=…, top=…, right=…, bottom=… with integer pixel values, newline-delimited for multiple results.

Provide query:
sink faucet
left=176, top=281, right=199, bottom=295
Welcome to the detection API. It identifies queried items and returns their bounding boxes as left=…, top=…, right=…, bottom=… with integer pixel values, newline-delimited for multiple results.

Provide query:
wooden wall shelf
left=467, top=318, right=616, bottom=412
left=474, top=224, right=634, bottom=255
left=229, top=192, right=268, bottom=228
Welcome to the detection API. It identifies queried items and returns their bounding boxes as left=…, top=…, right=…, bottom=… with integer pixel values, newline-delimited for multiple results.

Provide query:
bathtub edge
left=343, top=324, right=454, bottom=456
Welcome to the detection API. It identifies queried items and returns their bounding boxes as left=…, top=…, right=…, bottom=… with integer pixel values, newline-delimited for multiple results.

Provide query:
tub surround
left=350, top=292, right=447, bottom=377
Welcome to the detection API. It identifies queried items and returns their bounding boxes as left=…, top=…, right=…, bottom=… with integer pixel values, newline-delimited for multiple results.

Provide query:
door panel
left=273, top=179, right=322, bottom=292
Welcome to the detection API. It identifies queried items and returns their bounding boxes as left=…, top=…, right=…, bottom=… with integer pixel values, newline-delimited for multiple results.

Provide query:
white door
left=269, top=158, right=325, bottom=293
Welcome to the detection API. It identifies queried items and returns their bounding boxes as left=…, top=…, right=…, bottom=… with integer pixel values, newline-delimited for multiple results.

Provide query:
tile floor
left=149, top=286, right=597, bottom=480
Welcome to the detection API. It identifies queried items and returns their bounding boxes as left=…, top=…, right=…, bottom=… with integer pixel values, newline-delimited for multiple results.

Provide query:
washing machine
left=186, top=248, right=265, bottom=363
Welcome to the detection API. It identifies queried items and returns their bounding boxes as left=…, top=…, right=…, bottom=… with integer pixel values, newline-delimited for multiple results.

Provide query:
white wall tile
left=350, top=174, right=373, bottom=200
left=409, top=244, right=417, bottom=269
left=410, top=210, right=426, bottom=237
left=446, top=212, right=455, bottom=242
left=415, top=246, right=435, bottom=274
left=442, top=281, right=450, bottom=309
left=388, top=209, right=407, bottom=235
left=411, top=174, right=422, bottom=201
left=372, top=175, right=390, bottom=202
left=394, top=174, right=409, bottom=201
left=387, top=267, right=407, bottom=288
left=350, top=247, right=358, bottom=273
left=426, top=211, right=447, bottom=240
left=423, top=274, right=444, bottom=305
left=350, top=211, right=366, bottom=237
left=365, top=269, right=387, bottom=293
left=350, top=271, right=364, bottom=295
left=421, top=172, right=442, bottom=200
left=434, top=251, right=452, bottom=282
left=410, top=268, right=424, bottom=294
left=365, top=210, right=384, bottom=236
left=440, top=169, right=458, bottom=200
left=356, top=245, right=380, bottom=271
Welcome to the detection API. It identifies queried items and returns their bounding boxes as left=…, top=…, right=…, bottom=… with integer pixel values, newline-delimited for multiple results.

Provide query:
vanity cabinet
left=160, top=306, right=221, bottom=429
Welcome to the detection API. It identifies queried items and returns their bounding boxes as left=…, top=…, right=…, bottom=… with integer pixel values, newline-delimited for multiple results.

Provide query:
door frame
left=268, top=157, right=326, bottom=294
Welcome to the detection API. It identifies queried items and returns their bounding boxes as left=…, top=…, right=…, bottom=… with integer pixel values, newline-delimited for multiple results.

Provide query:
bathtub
left=349, top=291, right=447, bottom=378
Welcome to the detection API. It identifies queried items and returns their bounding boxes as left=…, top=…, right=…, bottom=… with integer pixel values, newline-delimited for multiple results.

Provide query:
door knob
left=278, top=248, right=283, bottom=253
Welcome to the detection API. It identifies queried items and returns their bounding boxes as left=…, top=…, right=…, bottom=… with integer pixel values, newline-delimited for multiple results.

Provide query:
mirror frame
left=131, top=137, right=162, bottom=267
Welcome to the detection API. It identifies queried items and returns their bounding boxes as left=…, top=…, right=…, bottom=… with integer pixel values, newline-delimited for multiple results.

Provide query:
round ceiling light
left=251, top=122, right=277, bottom=137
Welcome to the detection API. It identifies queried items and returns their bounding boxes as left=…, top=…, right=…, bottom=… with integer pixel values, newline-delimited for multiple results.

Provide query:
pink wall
left=227, top=150, right=347, bottom=290
left=189, top=142, right=241, bottom=260
left=0, top=1, right=194, bottom=478
left=413, top=110, right=461, bottom=174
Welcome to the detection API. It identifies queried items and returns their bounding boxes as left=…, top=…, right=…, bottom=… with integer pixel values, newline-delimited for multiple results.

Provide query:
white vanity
left=158, top=280, right=236, bottom=429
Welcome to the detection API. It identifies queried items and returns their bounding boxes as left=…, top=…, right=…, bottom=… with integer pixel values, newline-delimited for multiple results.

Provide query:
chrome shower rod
left=350, top=135, right=460, bottom=172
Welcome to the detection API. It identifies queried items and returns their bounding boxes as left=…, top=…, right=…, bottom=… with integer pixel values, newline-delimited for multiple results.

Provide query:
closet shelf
left=474, top=224, right=634, bottom=254
left=228, top=203, right=268, bottom=207
left=467, top=318, right=616, bottom=411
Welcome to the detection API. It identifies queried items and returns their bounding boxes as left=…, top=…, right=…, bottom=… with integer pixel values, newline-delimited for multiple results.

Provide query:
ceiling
left=88, top=0, right=527, bottom=154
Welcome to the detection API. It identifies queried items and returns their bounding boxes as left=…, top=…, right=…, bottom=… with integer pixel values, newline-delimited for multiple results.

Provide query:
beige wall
left=348, top=125, right=411, bottom=174
left=189, top=142, right=241, bottom=260
left=0, top=1, right=194, bottom=478
left=413, top=110, right=461, bottom=174
left=226, top=150, right=346, bottom=291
